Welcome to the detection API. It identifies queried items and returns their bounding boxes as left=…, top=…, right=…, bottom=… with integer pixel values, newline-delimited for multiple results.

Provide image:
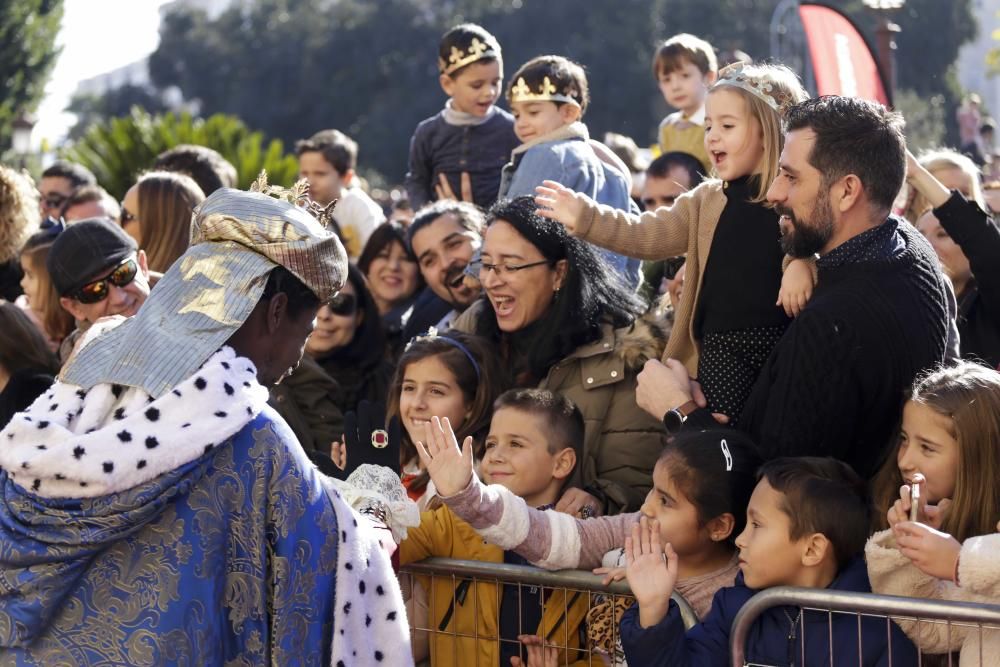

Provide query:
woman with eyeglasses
left=120, top=171, right=205, bottom=274
left=452, top=196, right=667, bottom=517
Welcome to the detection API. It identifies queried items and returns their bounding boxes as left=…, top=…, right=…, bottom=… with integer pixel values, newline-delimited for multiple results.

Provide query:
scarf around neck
left=443, top=99, right=497, bottom=126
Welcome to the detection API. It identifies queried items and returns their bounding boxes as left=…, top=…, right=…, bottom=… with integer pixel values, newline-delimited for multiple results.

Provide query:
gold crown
left=249, top=170, right=338, bottom=230
left=716, top=62, right=797, bottom=117
left=508, top=76, right=580, bottom=107
left=438, top=36, right=499, bottom=76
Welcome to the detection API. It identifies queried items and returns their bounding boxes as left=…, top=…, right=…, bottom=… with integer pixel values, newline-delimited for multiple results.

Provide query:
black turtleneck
left=696, top=176, right=789, bottom=334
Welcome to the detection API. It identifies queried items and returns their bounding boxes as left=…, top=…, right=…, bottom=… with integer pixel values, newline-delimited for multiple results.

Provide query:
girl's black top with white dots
left=694, top=175, right=791, bottom=420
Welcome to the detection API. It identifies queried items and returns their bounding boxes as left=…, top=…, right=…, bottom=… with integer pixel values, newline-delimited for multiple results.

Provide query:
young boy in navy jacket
left=621, top=457, right=917, bottom=666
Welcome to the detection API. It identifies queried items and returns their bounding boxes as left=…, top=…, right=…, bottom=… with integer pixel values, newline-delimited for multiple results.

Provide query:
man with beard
left=637, top=96, right=949, bottom=478
left=406, top=200, right=485, bottom=332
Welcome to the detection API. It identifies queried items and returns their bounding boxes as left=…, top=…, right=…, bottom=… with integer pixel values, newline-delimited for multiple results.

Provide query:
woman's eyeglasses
left=71, top=257, right=139, bottom=304
left=478, top=259, right=550, bottom=277
left=326, top=293, right=357, bottom=315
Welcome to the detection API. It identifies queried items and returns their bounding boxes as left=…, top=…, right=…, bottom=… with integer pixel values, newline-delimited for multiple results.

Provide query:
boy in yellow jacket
left=400, top=388, right=590, bottom=666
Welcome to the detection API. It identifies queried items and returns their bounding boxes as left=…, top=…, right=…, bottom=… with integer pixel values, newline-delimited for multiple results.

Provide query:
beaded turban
left=61, top=174, right=348, bottom=397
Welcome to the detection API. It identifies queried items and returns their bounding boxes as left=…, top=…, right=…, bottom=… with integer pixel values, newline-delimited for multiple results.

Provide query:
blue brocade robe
left=0, top=407, right=407, bottom=666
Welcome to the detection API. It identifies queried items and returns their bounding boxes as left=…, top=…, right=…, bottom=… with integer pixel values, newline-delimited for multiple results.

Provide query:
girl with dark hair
left=357, top=221, right=424, bottom=356
left=453, top=195, right=667, bottom=515
left=0, top=301, right=58, bottom=428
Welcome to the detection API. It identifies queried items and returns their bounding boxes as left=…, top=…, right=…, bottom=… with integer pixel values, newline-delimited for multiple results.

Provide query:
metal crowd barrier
left=730, top=586, right=1000, bottom=667
left=400, top=557, right=698, bottom=666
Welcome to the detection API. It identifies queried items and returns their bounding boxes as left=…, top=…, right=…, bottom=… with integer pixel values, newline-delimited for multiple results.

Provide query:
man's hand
left=624, top=517, right=678, bottom=629
left=415, top=416, right=474, bottom=497
left=554, top=487, right=603, bottom=518
left=534, top=180, right=591, bottom=235
left=435, top=172, right=474, bottom=203
left=894, top=521, right=962, bottom=582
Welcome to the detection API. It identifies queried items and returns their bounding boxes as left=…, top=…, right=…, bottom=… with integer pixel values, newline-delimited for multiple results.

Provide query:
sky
left=33, top=0, right=171, bottom=149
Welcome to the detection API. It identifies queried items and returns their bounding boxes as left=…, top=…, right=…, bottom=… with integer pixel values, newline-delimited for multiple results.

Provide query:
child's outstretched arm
left=777, top=258, right=816, bottom=318
left=536, top=180, right=699, bottom=260
left=419, top=415, right=638, bottom=570
left=624, top=517, right=678, bottom=629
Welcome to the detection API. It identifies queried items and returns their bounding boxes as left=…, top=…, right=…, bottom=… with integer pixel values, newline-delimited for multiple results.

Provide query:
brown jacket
left=576, top=180, right=727, bottom=377
left=269, top=355, right=344, bottom=454
left=454, top=302, right=667, bottom=514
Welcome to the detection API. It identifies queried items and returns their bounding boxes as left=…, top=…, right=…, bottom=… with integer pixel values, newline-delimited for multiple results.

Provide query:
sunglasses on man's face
left=72, top=258, right=139, bottom=304
left=326, top=292, right=357, bottom=316
left=39, top=192, right=68, bottom=209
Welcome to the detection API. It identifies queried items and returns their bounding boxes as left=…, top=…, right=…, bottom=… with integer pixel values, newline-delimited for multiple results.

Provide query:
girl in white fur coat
left=866, top=362, right=1000, bottom=666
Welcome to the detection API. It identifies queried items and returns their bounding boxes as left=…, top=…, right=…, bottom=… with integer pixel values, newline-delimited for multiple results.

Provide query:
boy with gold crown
left=498, top=55, right=642, bottom=289
left=405, top=23, right=520, bottom=210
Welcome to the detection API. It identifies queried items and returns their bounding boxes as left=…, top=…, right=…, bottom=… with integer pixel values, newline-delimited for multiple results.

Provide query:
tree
left=62, top=108, right=298, bottom=200
left=0, top=0, right=63, bottom=150
left=67, top=84, right=169, bottom=140
left=145, top=0, right=978, bottom=184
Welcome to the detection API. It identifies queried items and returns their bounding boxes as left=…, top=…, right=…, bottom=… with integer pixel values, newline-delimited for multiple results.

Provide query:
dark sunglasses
left=40, top=192, right=68, bottom=209
left=326, top=292, right=357, bottom=316
left=72, top=257, right=139, bottom=304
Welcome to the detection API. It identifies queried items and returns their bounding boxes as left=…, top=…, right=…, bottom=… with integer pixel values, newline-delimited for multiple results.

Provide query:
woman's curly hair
left=0, top=165, right=39, bottom=263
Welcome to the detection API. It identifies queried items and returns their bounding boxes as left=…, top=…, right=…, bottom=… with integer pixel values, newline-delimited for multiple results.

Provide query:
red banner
left=799, top=3, right=890, bottom=106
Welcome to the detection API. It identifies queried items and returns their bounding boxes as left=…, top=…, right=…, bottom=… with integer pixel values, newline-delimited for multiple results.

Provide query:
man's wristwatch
left=662, top=400, right=699, bottom=435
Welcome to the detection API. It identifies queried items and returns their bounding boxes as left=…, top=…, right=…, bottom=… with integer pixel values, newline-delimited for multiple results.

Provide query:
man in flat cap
left=46, top=217, right=152, bottom=363
left=0, top=179, right=413, bottom=665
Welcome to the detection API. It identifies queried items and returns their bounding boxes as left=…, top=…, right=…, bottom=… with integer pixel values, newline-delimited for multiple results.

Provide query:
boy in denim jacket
left=499, top=55, right=641, bottom=289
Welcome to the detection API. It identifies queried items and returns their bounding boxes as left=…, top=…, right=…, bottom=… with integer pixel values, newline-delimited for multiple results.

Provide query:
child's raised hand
left=776, top=258, right=815, bottom=318
left=415, top=416, right=474, bottom=497
left=534, top=180, right=590, bottom=234
left=510, top=635, right=558, bottom=667
left=624, top=516, right=678, bottom=629
left=330, top=438, right=347, bottom=470
left=894, top=521, right=962, bottom=582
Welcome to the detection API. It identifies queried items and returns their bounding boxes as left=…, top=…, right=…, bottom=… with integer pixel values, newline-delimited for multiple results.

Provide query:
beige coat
left=576, top=179, right=728, bottom=377
left=866, top=529, right=1000, bottom=666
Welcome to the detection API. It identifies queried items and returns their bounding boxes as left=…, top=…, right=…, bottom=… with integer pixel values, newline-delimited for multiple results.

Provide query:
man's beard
left=777, top=197, right=834, bottom=258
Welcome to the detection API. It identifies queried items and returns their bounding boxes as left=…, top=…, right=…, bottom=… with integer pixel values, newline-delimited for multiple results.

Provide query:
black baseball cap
left=46, top=217, right=138, bottom=297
